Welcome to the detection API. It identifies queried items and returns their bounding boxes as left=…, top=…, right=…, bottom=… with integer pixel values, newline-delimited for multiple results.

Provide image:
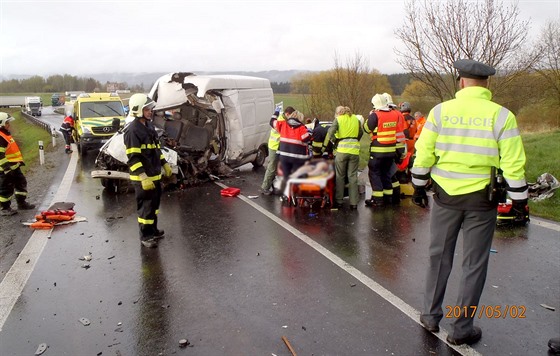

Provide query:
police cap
left=453, top=59, right=496, bottom=80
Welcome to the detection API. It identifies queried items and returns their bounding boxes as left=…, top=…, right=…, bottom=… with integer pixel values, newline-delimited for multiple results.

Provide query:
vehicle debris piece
left=248, top=195, right=259, bottom=199
left=81, top=264, right=90, bottom=269
left=35, top=343, right=48, bottom=355
left=540, top=304, right=556, bottom=311
left=179, top=339, right=190, bottom=348
left=79, top=254, right=92, bottom=261
left=282, top=336, right=297, bottom=356
left=221, top=187, right=241, bottom=197
left=79, top=317, right=91, bottom=326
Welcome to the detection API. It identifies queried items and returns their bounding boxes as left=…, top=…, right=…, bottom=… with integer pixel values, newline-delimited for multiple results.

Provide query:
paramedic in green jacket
left=411, top=59, right=528, bottom=346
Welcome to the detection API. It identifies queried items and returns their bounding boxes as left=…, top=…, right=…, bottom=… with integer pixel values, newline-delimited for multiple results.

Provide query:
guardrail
left=21, top=111, right=53, bottom=133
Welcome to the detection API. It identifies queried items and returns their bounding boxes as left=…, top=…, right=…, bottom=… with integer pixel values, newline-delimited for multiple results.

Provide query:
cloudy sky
left=0, top=0, right=558, bottom=77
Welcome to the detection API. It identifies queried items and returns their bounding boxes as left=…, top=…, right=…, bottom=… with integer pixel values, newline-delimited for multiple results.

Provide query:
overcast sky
left=0, top=0, right=558, bottom=77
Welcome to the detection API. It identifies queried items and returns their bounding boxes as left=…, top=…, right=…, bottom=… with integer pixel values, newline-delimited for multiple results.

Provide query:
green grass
left=274, top=94, right=306, bottom=112
left=522, top=130, right=560, bottom=221
left=3, top=109, right=53, bottom=175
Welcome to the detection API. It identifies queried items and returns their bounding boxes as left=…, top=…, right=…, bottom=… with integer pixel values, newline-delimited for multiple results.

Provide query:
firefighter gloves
left=139, top=173, right=155, bottom=191
left=163, top=163, right=173, bottom=178
left=412, top=186, right=429, bottom=208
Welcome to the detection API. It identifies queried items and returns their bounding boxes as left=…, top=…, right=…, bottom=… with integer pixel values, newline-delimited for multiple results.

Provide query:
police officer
left=0, top=112, right=36, bottom=216
left=124, top=94, right=173, bottom=248
left=411, top=59, right=528, bottom=345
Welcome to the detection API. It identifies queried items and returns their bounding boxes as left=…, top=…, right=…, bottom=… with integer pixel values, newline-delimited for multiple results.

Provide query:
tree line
left=0, top=74, right=144, bottom=94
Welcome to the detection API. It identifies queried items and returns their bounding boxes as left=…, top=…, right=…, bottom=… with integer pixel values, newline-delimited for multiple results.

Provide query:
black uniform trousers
left=133, top=180, right=162, bottom=241
left=368, top=155, right=394, bottom=197
left=422, top=201, right=496, bottom=339
left=0, top=167, right=29, bottom=206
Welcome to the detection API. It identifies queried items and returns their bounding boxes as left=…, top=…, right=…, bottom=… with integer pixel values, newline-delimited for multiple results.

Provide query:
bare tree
left=294, top=52, right=392, bottom=119
left=533, top=20, right=560, bottom=104
left=395, top=0, right=535, bottom=101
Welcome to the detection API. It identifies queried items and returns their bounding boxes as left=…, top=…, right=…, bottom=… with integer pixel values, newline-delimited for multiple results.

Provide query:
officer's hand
left=163, top=163, right=173, bottom=178
left=412, top=186, right=428, bottom=208
left=275, top=105, right=282, bottom=113
left=511, top=199, right=529, bottom=222
left=139, top=173, right=155, bottom=191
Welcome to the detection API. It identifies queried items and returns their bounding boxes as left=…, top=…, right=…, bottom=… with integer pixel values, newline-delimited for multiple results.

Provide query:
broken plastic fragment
left=540, top=304, right=556, bottom=311
left=179, top=339, right=190, bottom=347
left=490, top=248, right=498, bottom=253
left=35, top=343, right=48, bottom=355
left=79, top=317, right=91, bottom=326
left=248, top=195, right=259, bottom=199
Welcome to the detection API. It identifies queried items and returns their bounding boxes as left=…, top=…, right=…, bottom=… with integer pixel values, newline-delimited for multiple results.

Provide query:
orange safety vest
left=0, top=130, right=24, bottom=164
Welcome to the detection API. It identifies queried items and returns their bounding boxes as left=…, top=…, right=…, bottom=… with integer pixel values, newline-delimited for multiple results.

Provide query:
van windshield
left=80, top=101, right=124, bottom=118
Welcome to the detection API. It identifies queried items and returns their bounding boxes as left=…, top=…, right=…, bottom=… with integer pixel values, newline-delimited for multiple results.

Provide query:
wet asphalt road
left=0, top=123, right=558, bottom=355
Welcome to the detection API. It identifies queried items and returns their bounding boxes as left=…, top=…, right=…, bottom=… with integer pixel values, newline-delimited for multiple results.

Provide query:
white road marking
left=0, top=147, right=78, bottom=332
left=217, top=183, right=482, bottom=356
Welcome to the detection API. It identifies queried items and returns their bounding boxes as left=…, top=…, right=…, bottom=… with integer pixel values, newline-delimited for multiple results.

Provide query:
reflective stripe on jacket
left=124, top=118, right=166, bottom=181
left=0, top=129, right=23, bottom=173
left=328, top=114, right=362, bottom=155
left=412, top=86, right=527, bottom=198
left=364, top=109, right=405, bottom=157
left=272, top=117, right=310, bottom=160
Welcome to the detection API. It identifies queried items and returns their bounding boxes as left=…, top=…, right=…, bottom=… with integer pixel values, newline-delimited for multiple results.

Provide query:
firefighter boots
left=1, top=203, right=17, bottom=216
left=392, top=187, right=401, bottom=205
left=16, top=197, right=36, bottom=210
left=365, top=197, right=384, bottom=207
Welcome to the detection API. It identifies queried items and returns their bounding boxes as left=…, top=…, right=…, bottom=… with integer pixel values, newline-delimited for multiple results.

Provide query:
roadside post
left=51, top=127, right=57, bottom=147
left=38, top=140, right=44, bottom=165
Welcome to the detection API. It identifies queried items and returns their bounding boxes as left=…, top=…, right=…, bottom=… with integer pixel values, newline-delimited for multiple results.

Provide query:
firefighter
left=326, top=106, right=362, bottom=209
left=123, top=94, right=173, bottom=248
left=59, top=114, right=75, bottom=154
left=0, top=112, right=36, bottom=216
left=399, top=102, right=417, bottom=155
left=412, top=59, right=528, bottom=346
left=363, top=94, right=406, bottom=207
left=310, top=119, right=333, bottom=158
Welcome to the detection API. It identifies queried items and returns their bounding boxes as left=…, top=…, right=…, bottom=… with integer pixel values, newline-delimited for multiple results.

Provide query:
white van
left=93, top=73, right=275, bottom=190
left=149, top=72, right=274, bottom=169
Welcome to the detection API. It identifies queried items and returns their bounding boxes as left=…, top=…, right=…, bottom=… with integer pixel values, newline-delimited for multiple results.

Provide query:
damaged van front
left=93, top=72, right=274, bottom=190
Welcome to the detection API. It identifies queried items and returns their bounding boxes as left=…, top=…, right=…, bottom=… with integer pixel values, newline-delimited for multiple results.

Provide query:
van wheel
left=252, top=146, right=267, bottom=167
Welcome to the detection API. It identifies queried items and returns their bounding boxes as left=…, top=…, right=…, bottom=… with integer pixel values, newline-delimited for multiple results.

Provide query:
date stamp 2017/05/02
left=445, top=305, right=526, bottom=319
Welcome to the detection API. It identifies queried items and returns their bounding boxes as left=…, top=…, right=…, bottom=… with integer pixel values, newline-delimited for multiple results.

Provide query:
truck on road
left=24, top=96, right=42, bottom=116
left=0, top=96, right=26, bottom=108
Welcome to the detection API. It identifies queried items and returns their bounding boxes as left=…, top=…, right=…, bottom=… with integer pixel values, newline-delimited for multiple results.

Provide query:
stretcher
left=284, top=159, right=335, bottom=208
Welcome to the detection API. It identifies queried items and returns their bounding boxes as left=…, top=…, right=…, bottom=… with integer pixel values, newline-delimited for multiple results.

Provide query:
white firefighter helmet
left=128, top=94, right=155, bottom=118
left=371, top=94, right=388, bottom=110
left=0, top=112, right=15, bottom=127
left=382, top=93, right=397, bottom=109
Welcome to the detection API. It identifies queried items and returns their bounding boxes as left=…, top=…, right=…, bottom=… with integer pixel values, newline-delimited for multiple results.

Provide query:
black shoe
left=365, top=198, right=384, bottom=207
left=17, top=201, right=36, bottom=210
left=154, top=229, right=165, bottom=239
left=331, top=202, right=344, bottom=209
left=447, top=326, right=482, bottom=345
left=549, top=338, right=560, bottom=354
left=0, top=207, right=17, bottom=216
left=259, top=188, right=272, bottom=196
left=141, top=238, right=158, bottom=248
left=419, top=315, right=439, bottom=332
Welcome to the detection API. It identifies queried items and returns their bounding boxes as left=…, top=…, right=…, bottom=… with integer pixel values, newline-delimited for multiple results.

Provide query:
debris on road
left=179, top=339, right=190, bottom=348
left=79, top=317, right=91, bottom=326
left=34, top=343, right=48, bottom=355
left=282, top=336, right=297, bottom=356
left=540, top=304, right=556, bottom=311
